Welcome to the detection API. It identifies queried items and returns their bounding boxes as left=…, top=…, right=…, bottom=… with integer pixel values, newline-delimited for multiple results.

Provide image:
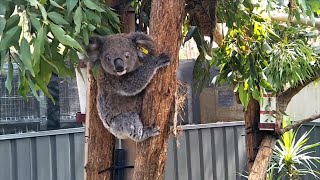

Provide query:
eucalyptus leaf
left=0, top=17, right=6, bottom=36
left=50, top=23, right=83, bottom=51
left=4, top=14, right=20, bottom=32
left=5, top=61, right=13, bottom=93
left=33, top=26, right=46, bottom=70
left=27, top=77, right=41, bottom=102
left=84, top=9, right=101, bottom=24
left=0, top=0, right=119, bottom=100
left=20, top=38, right=35, bottom=77
left=29, top=14, right=41, bottom=30
left=67, top=0, right=78, bottom=13
left=0, top=26, right=22, bottom=51
left=0, top=1, right=9, bottom=15
left=83, top=27, right=89, bottom=45
left=49, top=0, right=64, bottom=9
left=28, top=0, right=38, bottom=7
left=83, top=0, right=105, bottom=12
left=34, top=76, right=55, bottom=103
left=38, top=4, right=47, bottom=20
left=18, top=73, right=29, bottom=100
left=74, top=6, right=83, bottom=35
left=48, top=12, right=69, bottom=25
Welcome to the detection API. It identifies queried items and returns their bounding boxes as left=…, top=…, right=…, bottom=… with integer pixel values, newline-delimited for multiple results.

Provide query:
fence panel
left=3, top=122, right=319, bottom=180
left=0, top=128, right=84, bottom=180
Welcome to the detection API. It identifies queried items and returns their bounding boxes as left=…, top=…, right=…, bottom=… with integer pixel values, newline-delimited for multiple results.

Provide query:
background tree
left=187, top=0, right=320, bottom=179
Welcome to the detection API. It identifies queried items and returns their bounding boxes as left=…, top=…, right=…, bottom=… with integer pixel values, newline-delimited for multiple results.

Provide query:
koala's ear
left=86, top=36, right=104, bottom=63
left=128, top=32, right=155, bottom=58
left=87, top=36, right=103, bottom=53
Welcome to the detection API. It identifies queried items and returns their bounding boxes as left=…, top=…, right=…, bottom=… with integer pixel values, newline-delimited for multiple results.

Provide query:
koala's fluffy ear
left=128, top=32, right=155, bottom=58
left=86, top=36, right=103, bottom=61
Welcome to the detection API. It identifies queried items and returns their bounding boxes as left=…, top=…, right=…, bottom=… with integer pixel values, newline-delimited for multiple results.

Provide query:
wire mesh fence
left=0, top=63, right=81, bottom=135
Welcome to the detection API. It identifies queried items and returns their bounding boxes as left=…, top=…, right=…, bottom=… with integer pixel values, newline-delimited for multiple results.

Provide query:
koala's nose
left=114, top=58, right=124, bottom=72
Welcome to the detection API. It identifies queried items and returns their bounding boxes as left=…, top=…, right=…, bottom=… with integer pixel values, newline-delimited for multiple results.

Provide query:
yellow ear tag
left=138, top=46, right=149, bottom=55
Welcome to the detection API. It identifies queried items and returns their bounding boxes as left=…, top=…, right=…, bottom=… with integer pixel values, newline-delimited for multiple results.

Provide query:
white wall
left=286, top=83, right=320, bottom=121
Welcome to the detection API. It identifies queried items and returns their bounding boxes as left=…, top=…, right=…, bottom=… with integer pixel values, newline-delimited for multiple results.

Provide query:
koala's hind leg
left=110, top=112, right=160, bottom=142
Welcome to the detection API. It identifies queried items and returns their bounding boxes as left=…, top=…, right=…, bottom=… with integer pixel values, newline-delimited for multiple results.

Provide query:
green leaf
left=5, top=61, right=13, bottom=93
left=49, top=23, right=83, bottom=51
left=0, top=1, right=9, bottom=15
left=0, top=26, right=22, bottom=51
left=33, top=26, right=46, bottom=72
left=38, top=4, right=47, bottom=20
left=27, top=77, right=41, bottom=102
left=252, top=87, right=260, bottom=101
left=18, top=73, right=29, bottom=100
left=238, top=83, right=249, bottom=109
left=4, top=14, right=20, bottom=31
left=261, top=79, right=273, bottom=90
left=87, top=23, right=96, bottom=31
left=0, top=51, right=9, bottom=75
left=0, top=17, right=6, bottom=36
left=84, top=9, right=101, bottom=24
left=28, top=0, right=38, bottom=7
left=67, top=0, right=78, bottom=13
left=49, top=0, right=64, bottom=9
left=83, top=27, right=89, bottom=45
left=48, top=12, right=69, bottom=25
left=39, top=0, right=47, bottom=4
left=83, top=0, right=105, bottom=12
left=29, top=14, right=41, bottom=30
left=20, top=38, right=35, bottom=76
left=74, top=6, right=83, bottom=35
left=39, top=59, right=53, bottom=84
left=34, top=76, right=54, bottom=103
left=41, top=55, right=59, bottom=73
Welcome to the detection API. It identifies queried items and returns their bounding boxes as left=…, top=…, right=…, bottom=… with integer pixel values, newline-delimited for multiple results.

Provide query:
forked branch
left=279, top=114, right=320, bottom=134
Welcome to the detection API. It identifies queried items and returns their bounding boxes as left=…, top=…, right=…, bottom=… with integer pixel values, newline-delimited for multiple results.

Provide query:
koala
left=86, top=32, right=170, bottom=142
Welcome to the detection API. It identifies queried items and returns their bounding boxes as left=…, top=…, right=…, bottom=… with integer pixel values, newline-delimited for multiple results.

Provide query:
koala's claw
left=145, top=126, right=160, bottom=137
left=157, top=53, right=171, bottom=67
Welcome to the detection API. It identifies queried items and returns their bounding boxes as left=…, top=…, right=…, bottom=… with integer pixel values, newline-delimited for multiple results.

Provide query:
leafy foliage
left=269, top=117, right=320, bottom=179
left=187, top=0, right=320, bottom=108
left=0, top=0, right=120, bottom=100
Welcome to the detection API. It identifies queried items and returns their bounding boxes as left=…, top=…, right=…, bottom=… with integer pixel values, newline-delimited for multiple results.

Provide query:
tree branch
left=279, top=114, right=320, bottom=134
left=277, top=69, right=320, bottom=127
left=278, top=69, right=320, bottom=111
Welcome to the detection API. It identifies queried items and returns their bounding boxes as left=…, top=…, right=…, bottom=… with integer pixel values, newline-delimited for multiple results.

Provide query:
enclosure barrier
left=0, top=122, right=319, bottom=180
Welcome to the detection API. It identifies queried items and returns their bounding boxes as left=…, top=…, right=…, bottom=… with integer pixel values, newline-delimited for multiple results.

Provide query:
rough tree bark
left=133, top=1, right=185, bottom=180
left=244, top=98, right=264, bottom=171
left=84, top=68, right=115, bottom=180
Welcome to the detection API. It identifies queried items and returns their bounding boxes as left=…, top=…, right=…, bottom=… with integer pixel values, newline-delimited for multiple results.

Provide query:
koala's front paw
left=145, top=126, right=160, bottom=137
left=157, top=53, right=171, bottom=68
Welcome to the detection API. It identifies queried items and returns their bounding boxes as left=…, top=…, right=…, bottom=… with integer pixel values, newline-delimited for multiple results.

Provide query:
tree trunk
left=244, top=98, right=263, bottom=171
left=84, top=68, right=115, bottom=180
left=248, top=135, right=276, bottom=180
left=133, top=1, right=185, bottom=180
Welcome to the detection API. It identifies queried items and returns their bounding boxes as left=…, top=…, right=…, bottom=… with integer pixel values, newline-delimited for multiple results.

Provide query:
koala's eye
left=104, top=55, right=111, bottom=61
left=125, top=52, right=130, bottom=59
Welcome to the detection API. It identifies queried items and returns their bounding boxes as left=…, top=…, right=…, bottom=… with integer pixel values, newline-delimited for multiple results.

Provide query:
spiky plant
left=271, top=117, right=320, bottom=180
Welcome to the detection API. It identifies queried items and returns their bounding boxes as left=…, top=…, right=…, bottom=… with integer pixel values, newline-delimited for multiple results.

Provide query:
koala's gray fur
left=87, top=32, right=170, bottom=142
